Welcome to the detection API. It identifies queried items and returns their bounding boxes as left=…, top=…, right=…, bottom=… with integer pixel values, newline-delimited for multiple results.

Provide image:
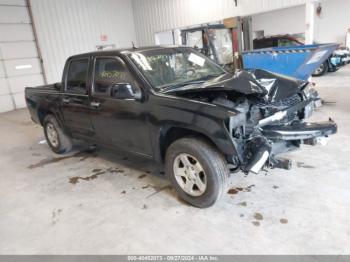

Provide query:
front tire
left=43, top=115, right=72, bottom=154
left=165, top=137, right=229, bottom=208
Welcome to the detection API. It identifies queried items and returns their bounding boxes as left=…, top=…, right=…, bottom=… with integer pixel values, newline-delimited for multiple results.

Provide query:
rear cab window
left=66, top=58, right=89, bottom=95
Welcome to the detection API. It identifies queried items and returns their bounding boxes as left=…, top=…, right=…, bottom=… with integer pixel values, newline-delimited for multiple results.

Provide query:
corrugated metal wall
left=132, top=0, right=306, bottom=46
left=30, top=0, right=137, bottom=83
left=239, top=0, right=306, bottom=15
left=132, top=0, right=240, bottom=46
left=252, top=5, right=306, bottom=36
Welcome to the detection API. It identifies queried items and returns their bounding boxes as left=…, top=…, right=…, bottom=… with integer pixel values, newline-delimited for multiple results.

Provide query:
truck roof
left=68, top=45, right=183, bottom=59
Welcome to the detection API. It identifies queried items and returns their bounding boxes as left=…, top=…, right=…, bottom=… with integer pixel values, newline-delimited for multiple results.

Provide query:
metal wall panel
left=9, top=74, right=43, bottom=93
left=0, top=24, right=34, bottom=42
left=0, top=2, right=43, bottom=112
left=132, top=0, right=306, bottom=46
left=0, top=42, right=38, bottom=59
left=0, top=94, right=14, bottom=112
left=132, top=0, right=240, bottom=46
left=0, top=64, right=4, bottom=77
left=30, top=0, right=137, bottom=83
left=0, top=5, right=30, bottom=23
left=240, top=0, right=306, bottom=15
left=0, top=77, right=10, bottom=95
left=13, top=91, right=26, bottom=108
left=252, top=5, right=305, bottom=36
left=0, top=0, right=26, bottom=6
left=4, top=58, right=41, bottom=77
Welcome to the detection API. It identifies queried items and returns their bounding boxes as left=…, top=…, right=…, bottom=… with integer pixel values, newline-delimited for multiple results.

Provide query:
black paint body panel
left=25, top=47, right=238, bottom=162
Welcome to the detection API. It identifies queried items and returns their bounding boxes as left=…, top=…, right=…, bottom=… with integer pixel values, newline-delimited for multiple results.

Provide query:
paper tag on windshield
left=188, top=53, right=205, bottom=67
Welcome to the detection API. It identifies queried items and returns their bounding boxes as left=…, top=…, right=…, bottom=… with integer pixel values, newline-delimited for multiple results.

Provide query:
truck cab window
left=94, top=58, right=136, bottom=95
left=66, top=59, right=89, bottom=94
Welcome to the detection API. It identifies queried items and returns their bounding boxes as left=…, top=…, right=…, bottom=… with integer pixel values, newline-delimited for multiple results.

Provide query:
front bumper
left=261, top=119, right=337, bottom=140
left=243, top=119, right=337, bottom=174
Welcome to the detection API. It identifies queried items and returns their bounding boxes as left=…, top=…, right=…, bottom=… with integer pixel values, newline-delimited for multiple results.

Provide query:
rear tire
left=43, top=115, right=72, bottom=154
left=165, top=137, right=229, bottom=208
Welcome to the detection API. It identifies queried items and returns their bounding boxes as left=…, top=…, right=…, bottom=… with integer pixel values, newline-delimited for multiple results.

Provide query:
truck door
left=61, top=58, right=95, bottom=138
left=89, top=56, right=153, bottom=157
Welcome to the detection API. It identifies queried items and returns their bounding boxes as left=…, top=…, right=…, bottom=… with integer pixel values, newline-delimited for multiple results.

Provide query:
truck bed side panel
left=24, top=85, right=62, bottom=126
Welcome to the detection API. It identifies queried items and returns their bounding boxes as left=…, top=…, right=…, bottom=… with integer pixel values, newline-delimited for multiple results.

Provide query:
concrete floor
left=1, top=65, right=350, bottom=255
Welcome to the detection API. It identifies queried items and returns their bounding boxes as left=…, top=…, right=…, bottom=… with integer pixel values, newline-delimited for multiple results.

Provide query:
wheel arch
left=157, top=126, right=229, bottom=163
left=37, top=107, right=67, bottom=135
left=37, top=107, right=53, bottom=125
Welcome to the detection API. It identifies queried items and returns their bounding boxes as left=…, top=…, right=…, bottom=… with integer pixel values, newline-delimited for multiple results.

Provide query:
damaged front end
left=224, top=70, right=337, bottom=174
left=167, top=69, right=337, bottom=174
left=230, top=116, right=337, bottom=174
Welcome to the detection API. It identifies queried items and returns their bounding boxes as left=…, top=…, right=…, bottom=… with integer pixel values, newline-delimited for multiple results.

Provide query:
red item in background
left=100, top=34, right=108, bottom=42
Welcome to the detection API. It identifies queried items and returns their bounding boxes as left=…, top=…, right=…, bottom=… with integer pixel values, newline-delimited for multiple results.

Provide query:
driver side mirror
left=110, top=83, right=140, bottom=100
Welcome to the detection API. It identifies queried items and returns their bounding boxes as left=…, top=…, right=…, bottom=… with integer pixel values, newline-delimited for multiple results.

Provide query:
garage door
left=0, top=0, right=44, bottom=113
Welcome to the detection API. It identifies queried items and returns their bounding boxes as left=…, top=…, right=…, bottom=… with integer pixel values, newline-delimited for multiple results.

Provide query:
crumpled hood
left=164, top=69, right=308, bottom=102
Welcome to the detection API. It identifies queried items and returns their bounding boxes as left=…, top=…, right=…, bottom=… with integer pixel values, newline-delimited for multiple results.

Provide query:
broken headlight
left=302, top=85, right=314, bottom=119
left=302, top=85, right=311, bottom=99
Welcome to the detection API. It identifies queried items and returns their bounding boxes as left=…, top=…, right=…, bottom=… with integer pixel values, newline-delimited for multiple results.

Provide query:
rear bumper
left=261, top=119, right=337, bottom=140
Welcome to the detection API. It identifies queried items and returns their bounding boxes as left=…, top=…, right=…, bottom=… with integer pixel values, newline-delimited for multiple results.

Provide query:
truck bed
left=25, top=83, right=61, bottom=124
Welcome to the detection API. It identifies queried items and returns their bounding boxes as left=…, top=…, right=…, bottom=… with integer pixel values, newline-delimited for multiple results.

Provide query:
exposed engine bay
left=165, top=69, right=337, bottom=174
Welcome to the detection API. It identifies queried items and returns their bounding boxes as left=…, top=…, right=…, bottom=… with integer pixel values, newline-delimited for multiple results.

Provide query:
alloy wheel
left=46, top=123, right=59, bottom=147
left=173, top=153, right=207, bottom=197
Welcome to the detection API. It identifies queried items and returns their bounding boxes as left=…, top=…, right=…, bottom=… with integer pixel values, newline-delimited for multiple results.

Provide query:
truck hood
left=163, top=69, right=308, bottom=102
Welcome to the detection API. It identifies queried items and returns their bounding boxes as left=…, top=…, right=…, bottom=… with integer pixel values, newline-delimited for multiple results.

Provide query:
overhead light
left=15, top=64, right=32, bottom=70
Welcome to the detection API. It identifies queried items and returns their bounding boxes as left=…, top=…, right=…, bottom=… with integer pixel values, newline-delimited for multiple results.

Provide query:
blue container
left=242, top=44, right=339, bottom=80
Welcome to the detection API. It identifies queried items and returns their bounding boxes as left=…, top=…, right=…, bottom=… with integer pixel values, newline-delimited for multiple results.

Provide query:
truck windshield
left=129, top=48, right=225, bottom=91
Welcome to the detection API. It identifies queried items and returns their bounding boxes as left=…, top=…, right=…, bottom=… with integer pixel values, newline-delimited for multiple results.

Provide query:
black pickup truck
left=25, top=46, right=337, bottom=207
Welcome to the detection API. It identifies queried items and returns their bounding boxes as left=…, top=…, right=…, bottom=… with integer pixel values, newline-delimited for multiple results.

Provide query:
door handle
left=62, top=98, right=70, bottom=103
left=90, top=101, right=100, bottom=108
